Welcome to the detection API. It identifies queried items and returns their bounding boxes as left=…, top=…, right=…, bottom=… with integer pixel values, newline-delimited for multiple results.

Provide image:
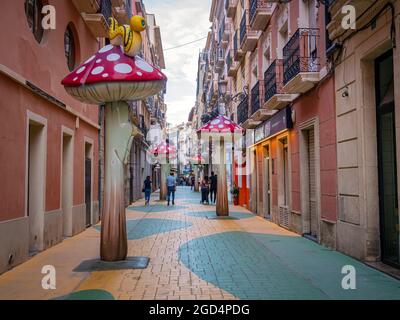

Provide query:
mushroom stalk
left=216, top=136, right=229, bottom=216
left=160, top=164, right=168, bottom=201
left=101, top=101, right=133, bottom=262
left=194, top=167, right=199, bottom=192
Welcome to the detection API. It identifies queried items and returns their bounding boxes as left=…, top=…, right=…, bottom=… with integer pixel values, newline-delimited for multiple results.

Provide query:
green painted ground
left=179, top=232, right=400, bottom=300
left=55, top=290, right=115, bottom=300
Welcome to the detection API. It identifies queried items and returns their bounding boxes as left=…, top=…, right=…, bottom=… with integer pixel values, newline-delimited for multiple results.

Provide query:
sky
left=145, top=0, right=212, bottom=126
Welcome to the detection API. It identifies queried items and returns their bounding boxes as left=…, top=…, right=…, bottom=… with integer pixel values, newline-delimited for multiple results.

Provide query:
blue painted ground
left=185, top=211, right=254, bottom=220
left=179, top=231, right=400, bottom=300
left=95, top=218, right=192, bottom=240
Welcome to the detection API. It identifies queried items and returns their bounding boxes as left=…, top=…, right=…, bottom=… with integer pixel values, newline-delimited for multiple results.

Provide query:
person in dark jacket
left=201, top=177, right=210, bottom=205
left=143, top=176, right=152, bottom=206
left=209, top=172, right=217, bottom=204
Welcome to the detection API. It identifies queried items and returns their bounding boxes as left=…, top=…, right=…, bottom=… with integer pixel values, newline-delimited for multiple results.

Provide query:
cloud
left=144, top=0, right=212, bottom=125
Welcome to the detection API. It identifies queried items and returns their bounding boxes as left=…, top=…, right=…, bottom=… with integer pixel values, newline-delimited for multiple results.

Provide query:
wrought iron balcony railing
left=283, top=28, right=320, bottom=85
left=219, top=21, right=225, bottom=44
left=125, top=0, right=132, bottom=18
left=264, top=59, right=285, bottom=102
left=240, top=13, right=247, bottom=47
left=227, top=50, right=232, bottom=70
left=249, top=0, right=272, bottom=26
left=234, top=30, right=239, bottom=55
left=100, top=0, right=112, bottom=25
left=251, top=81, right=261, bottom=115
left=237, top=97, right=249, bottom=125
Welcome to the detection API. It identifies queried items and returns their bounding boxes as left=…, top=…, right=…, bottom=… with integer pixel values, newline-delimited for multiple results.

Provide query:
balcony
left=264, top=60, right=298, bottom=110
left=216, top=48, right=225, bottom=72
left=249, top=0, right=273, bottom=31
left=113, top=0, right=132, bottom=25
left=76, top=0, right=112, bottom=38
left=227, top=50, right=239, bottom=77
left=237, top=98, right=249, bottom=126
left=72, top=0, right=100, bottom=13
left=221, top=22, right=231, bottom=48
left=225, top=0, right=238, bottom=19
left=282, top=28, right=320, bottom=94
left=233, top=30, right=244, bottom=62
left=240, top=11, right=260, bottom=53
left=248, top=81, right=276, bottom=123
left=209, top=80, right=219, bottom=107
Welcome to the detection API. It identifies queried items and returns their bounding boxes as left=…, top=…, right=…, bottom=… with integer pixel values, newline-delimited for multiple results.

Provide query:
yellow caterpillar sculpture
left=108, top=16, right=147, bottom=57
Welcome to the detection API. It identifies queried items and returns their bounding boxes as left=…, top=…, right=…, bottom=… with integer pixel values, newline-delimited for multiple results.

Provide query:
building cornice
left=0, top=64, right=100, bottom=130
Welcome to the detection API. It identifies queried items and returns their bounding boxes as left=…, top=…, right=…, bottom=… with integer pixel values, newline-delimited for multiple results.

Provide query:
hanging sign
left=255, top=106, right=293, bottom=143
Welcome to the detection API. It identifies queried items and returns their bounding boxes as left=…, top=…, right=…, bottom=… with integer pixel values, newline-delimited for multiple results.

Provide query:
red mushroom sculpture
left=198, top=116, right=243, bottom=216
left=62, top=43, right=167, bottom=262
left=150, top=141, right=177, bottom=201
left=189, top=154, right=205, bottom=193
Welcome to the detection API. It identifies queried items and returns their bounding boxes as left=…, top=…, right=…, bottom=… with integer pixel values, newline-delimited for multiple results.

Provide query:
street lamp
left=201, top=82, right=249, bottom=124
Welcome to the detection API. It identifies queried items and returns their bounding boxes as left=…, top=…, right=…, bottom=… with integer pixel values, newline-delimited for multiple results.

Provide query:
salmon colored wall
left=0, top=74, right=99, bottom=222
left=0, top=0, right=100, bottom=124
left=291, top=77, right=337, bottom=222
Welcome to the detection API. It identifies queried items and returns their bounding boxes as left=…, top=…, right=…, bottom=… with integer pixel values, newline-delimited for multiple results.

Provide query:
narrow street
left=0, top=187, right=399, bottom=301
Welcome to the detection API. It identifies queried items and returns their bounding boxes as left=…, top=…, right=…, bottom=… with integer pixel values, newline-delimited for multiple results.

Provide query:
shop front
left=247, top=107, right=294, bottom=225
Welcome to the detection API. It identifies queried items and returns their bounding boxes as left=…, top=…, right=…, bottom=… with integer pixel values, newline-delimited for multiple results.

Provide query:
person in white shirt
left=166, top=172, right=177, bottom=206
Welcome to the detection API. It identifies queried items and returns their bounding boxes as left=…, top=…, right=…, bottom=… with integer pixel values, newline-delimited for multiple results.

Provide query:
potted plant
left=231, top=184, right=240, bottom=206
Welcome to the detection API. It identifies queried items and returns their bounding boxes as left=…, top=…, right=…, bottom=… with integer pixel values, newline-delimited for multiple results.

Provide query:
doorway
left=251, top=149, right=258, bottom=214
left=62, top=131, right=73, bottom=237
left=307, top=128, right=318, bottom=239
left=263, top=145, right=271, bottom=219
left=85, top=142, right=93, bottom=228
left=375, top=50, right=399, bottom=267
left=27, top=119, right=46, bottom=255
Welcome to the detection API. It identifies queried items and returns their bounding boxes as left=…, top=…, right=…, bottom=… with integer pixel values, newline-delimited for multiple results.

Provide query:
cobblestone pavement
left=0, top=187, right=400, bottom=300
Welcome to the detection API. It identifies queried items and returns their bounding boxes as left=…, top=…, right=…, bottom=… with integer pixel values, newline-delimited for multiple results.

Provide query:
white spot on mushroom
left=73, top=77, right=78, bottom=81
left=96, top=59, right=102, bottom=64
left=135, top=59, right=154, bottom=73
left=137, top=72, right=143, bottom=76
left=114, top=63, right=133, bottom=74
left=99, top=44, right=114, bottom=53
left=211, top=119, right=220, bottom=125
left=219, top=124, right=224, bottom=129
left=84, top=55, right=95, bottom=64
left=224, top=121, right=231, bottom=125
left=91, top=66, right=104, bottom=75
left=107, top=53, right=120, bottom=62
left=102, top=73, right=109, bottom=78
left=76, top=66, right=86, bottom=74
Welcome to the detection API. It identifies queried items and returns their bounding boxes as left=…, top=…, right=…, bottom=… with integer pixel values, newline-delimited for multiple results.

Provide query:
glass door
left=376, top=50, right=399, bottom=267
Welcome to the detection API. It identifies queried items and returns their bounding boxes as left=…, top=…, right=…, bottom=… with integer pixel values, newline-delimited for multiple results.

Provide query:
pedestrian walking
left=166, top=172, right=177, bottom=206
left=200, top=177, right=210, bottom=205
left=143, top=176, right=152, bottom=206
left=209, top=172, right=217, bottom=204
left=191, top=175, right=195, bottom=191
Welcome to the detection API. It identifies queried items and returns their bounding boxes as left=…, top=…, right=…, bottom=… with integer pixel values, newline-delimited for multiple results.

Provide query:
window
left=64, top=25, right=76, bottom=71
left=24, top=0, right=44, bottom=43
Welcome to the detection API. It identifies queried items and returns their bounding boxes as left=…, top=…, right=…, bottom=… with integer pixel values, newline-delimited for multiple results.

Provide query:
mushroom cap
left=189, top=154, right=205, bottom=164
left=150, top=141, right=177, bottom=156
left=62, top=45, right=167, bottom=104
left=198, top=115, right=243, bottom=134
